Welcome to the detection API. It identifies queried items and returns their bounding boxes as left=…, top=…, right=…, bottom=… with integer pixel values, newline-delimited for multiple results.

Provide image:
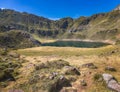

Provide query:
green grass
left=16, top=45, right=119, bottom=56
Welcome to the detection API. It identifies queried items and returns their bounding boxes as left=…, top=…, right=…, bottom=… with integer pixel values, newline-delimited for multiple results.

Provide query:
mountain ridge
left=114, top=4, right=120, bottom=10
left=0, top=7, right=120, bottom=48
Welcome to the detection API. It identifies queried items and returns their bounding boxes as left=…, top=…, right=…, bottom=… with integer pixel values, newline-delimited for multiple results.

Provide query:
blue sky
left=0, top=0, right=120, bottom=20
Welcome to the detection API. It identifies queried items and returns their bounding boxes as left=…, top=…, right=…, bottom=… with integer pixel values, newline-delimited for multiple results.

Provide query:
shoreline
left=56, top=39, right=115, bottom=44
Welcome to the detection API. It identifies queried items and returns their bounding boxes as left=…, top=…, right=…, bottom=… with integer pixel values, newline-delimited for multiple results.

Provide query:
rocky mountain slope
left=0, top=5, right=120, bottom=48
left=114, top=4, right=120, bottom=10
left=0, top=29, right=41, bottom=48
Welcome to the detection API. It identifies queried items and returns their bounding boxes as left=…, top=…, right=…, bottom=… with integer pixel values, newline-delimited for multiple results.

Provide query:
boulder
left=108, top=79, right=120, bottom=92
left=82, top=63, right=97, bottom=69
left=49, top=76, right=71, bottom=92
left=102, top=73, right=113, bottom=84
left=102, top=73, right=120, bottom=92
left=49, top=72, right=58, bottom=80
left=62, top=66, right=80, bottom=75
left=35, top=63, right=47, bottom=70
left=105, top=66, right=116, bottom=72
left=80, top=79, right=87, bottom=86
left=49, top=75, right=55, bottom=80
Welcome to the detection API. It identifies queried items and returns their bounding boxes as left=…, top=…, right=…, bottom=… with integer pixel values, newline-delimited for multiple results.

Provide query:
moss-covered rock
left=0, top=49, right=26, bottom=88
left=62, top=66, right=80, bottom=75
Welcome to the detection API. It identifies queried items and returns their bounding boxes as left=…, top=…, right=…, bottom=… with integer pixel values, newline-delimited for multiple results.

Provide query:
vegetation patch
left=18, top=59, right=80, bottom=92
left=0, top=49, right=26, bottom=88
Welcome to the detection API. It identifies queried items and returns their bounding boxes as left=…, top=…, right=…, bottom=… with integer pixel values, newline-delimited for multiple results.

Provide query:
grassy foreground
left=0, top=45, right=120, bottom=92
left=15, top=45, right=120, bottom=92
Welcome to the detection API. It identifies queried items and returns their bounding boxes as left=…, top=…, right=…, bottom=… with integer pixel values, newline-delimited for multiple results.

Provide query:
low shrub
left=93, top=73, right=103, bottom=82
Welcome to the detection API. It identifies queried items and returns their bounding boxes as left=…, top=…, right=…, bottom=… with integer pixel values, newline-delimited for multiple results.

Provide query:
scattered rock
left=80, top=79, right=87, bottom=86
left=20, top=55, right=26, bottom=59
left=60, top=87, right=77, bottom=92
left=52, top=72, right=59, bottom=76
left=35, top=63, right=47, bottom=70
left=88, top=71, right=92, bottom=75
left=49, top=76, right=71, bottom=92
left=63, top=66, right=80, bottom=75
left=34, top=57, right=37, bottom=60
left=49, top=75, right=55, bottom=80
left=82, top=63, right=97, bottom=69
left=29, top=74, right=41, bottom=84
left=49, top=72, right=58, bottom=80
left=102, top=74, right=113, bottom=84
left=108, top=79, right=120, bottom=92
left=105, top=66, right=116, bottom=72
left=39, top=74, right=45, bottom=79
left=102, top=73, right=120, bottom=92
left=82, top=74, right=86, bottom=77
left=67, top=76, right=77, bottom=82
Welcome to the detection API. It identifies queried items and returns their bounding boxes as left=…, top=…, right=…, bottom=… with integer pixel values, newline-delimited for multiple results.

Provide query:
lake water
left=42, top=41, right=110, bottom=48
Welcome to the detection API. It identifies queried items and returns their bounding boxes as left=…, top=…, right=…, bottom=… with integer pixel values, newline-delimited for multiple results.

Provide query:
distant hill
left=0, top=6, right=120, bottom=48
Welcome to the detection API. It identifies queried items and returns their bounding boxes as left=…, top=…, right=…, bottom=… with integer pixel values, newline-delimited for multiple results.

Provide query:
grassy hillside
left=68, top=11, right=120, bottom=40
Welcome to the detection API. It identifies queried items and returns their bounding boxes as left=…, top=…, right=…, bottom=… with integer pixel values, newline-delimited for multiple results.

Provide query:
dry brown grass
left=10, top=45, right=120, bottom=92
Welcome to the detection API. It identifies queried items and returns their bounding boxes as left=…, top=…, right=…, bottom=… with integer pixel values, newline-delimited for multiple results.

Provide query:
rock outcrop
left=105, top=66, right=116, bottom=72
left=82, top=63, right=97, bottom=69
left=62, top=66, right=80, bottom=75
left=114, top=4, right=120, bottom=11
left=102, top=73, right=120, bottom=92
